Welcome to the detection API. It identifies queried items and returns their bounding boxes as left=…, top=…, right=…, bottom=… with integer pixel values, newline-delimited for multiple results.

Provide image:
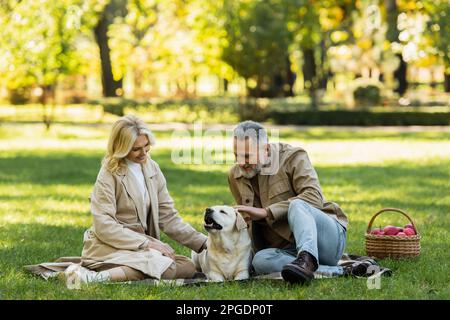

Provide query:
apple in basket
left=370, top=225, right=417, bottom=236
left=370, top=228, right=382, bottom=235
left=403, top=227, right=416, bottom=236
left=370, top=228, right=386, bottom=235
left=383, top=225, right=402, bottom=236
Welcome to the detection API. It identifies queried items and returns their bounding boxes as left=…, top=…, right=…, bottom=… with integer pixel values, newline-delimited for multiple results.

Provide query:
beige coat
left=81, top=158, right=207, bottom=279
left=228, top=143, right=348, bottom=250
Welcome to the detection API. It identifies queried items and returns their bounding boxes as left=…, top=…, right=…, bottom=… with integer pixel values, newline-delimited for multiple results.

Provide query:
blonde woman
left=64, top=115, right=207, bottom=284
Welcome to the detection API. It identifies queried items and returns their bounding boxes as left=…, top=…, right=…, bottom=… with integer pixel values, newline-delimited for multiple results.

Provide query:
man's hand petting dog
left=146, top=242, right=175, bottom=260
left=234, top=205, right=268, bottom=221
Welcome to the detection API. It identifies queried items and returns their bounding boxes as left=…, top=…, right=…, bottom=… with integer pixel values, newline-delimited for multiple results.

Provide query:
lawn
left=0, top=123, right=449, bottom=299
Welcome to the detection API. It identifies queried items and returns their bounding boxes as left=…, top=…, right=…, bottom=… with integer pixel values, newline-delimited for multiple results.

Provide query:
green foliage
left=0, top=0, right=448, bottom=101
left=353, top=85, right=382, bottom=106
left=270, top=109, right=450, bottom=126
left=285, top=0, right=322, bottom=48
left=107, top=0, right=234, bottom=95
left=103, top=97, right=239, bottom=123
left=0, top=0, right=103, bottom=92
left=423, top=0, right=450, bottom=70
left=91, top=97, right=138, bottom=117
left=221, top=0, right=293, bottom=87
left=9, top=87, right=32, bottom=105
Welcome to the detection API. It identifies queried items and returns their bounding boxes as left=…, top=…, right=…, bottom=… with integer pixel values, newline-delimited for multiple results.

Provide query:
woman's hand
left=146, top=241, right=175, bottom=261
left=234, top=205, right=268, bottom=221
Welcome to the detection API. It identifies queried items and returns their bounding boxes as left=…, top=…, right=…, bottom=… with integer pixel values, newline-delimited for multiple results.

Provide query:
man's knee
left=288, top=199, right=312, bottom=224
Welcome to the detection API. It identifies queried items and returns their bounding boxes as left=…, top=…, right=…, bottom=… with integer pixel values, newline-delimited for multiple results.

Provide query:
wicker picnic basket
left=365, top=208, right=421, bottom=259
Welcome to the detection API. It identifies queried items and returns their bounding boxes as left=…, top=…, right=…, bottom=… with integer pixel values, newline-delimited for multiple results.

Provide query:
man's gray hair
left=233, top=120, right=268, bottom=145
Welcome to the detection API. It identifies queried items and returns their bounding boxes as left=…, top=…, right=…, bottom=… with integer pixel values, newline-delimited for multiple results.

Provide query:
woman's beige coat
left=81, top=158, right=207, bottom=279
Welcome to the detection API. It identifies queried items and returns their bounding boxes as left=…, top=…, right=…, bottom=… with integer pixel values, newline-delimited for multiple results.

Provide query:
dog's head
left=203, top=205, right=247, bottom=234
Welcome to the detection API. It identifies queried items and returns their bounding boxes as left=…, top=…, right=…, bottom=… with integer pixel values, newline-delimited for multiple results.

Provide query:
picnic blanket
left=24, top=253, right=392, bottom=288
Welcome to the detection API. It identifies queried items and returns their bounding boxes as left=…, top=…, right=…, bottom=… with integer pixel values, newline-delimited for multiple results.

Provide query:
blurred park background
left=1, top=0, right=450, bottom=299
left=0, top=0, right=449, bottom=126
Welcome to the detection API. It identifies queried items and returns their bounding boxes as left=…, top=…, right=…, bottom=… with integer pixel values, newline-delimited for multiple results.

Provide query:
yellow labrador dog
left=192, top=205, right=252, bottom=282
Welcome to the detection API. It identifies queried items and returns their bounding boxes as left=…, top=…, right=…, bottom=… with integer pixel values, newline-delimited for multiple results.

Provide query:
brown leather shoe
left=281, top=251, right=318, bottom=284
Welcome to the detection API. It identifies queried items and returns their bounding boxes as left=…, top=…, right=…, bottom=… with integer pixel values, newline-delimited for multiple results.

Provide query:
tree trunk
left=223, top=78, right=229, bottom=93
left=385, top=0, right=408, bottom=96
left=445, top=70, right=450, bottom=93
left=267, top=56, right=295, bottom=98
left=394, top=53, right=408, bottom=95
left=302, top=48, right=317, bottom=109
left=94, top=0, right=127, bottom=97
left=284, top=55, right=295, bottom=97
left=318, top=39, right=328, bottom=90
left=40, top=85, right=55, bottom=131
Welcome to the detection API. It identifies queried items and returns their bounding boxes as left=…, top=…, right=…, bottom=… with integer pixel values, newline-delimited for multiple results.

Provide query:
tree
left=0, top=0, right=95, bottom=128
left=94, top=0, right=128, bottom=97
left=105, top=0, right=234, bottom=99
left=424, top=0, right=450, bottom=92
left=189, top=0, right=237, bottom=95
left=221, top=0, right=293, bottom=98
left=384, top=0, right=408, bottom=95
left=106, top=0, right=158, bottom=97
left=285, top=0, right=326, bottom=109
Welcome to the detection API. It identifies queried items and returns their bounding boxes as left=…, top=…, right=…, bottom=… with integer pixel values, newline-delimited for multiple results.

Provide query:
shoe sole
left=281, top=265, right=313, bottom=285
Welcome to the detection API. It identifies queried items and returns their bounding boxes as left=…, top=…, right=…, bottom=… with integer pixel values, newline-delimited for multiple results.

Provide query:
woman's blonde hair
left=103, top=115, right=155, bottom=173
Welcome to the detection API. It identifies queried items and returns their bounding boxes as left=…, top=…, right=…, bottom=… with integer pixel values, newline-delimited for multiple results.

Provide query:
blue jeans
left=252, top=199, right=347, bottom=276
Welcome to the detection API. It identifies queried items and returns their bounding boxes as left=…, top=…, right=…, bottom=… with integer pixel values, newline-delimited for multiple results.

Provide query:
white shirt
left=125, top=159, right=150, bottom=210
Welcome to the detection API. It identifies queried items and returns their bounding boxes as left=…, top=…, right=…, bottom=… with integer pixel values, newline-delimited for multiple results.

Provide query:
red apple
left=371, top=228, right=382, bottom=235
left=404, top=228, right=416, bottom=236
left=397, top=232, right=407, bottom=237
left=404, top=224, right=416, bottom=232
left=384, top=226, right=400, bottom=235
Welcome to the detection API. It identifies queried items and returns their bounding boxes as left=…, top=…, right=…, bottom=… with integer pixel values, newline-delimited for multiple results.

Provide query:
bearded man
left=229, top=121, right=348, bottom=284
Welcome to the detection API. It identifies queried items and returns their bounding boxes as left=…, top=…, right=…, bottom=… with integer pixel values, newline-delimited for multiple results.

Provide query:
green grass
left=0, top=124, right=449, bottom=299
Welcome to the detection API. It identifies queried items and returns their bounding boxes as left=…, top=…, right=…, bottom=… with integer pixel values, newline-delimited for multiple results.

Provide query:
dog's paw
left=206, top=272, right=226, bottom=282
left=233, top=271, right=250, bottom=281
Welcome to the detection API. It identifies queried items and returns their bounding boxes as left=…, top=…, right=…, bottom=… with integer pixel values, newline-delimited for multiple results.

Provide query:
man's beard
left=239, top=164, right=262, bottom=179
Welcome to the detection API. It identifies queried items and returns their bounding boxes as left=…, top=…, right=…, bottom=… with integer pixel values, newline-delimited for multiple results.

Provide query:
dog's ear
left=234, top=209, right=248, bottom=231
